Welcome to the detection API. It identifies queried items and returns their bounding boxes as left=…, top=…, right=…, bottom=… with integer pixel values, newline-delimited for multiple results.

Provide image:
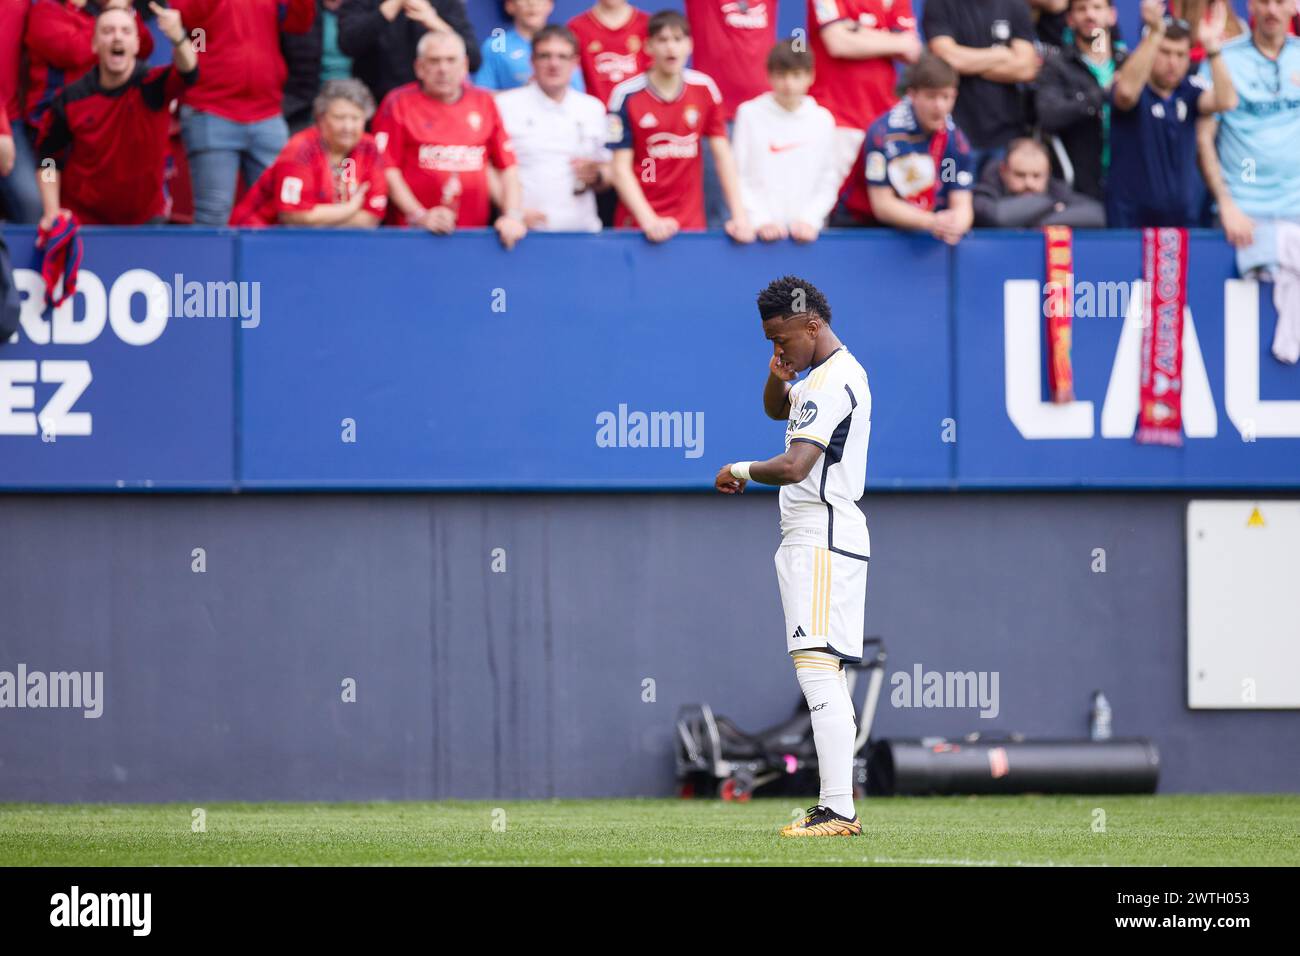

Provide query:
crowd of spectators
left=0, top=0, right=1297, bottom=270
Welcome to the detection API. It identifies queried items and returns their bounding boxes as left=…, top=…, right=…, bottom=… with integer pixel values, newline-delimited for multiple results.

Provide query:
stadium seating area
left=0, top=0, right=1297, bottom=251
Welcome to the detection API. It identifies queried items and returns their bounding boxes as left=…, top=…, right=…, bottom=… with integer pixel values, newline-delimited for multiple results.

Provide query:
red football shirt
left=684, top=0, right=777, bottom=121
left=372, top=83, right=516, bottom=228
left=807, top=0, right=915, bottom=130
left=229, top=126, right=389, bottom=226
left=37, top=62, right=197, bottom=225
left=567, top=7, right=651, bottom=107
left=608, top=70, right=725, bottom=230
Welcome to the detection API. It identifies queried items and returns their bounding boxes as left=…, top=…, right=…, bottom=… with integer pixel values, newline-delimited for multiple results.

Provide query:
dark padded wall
left=1, top=491, right=1297, bottom=801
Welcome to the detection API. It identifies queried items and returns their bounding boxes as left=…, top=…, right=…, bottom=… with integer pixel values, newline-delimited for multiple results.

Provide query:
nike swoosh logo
left=768, top=142, right=803, bottom=153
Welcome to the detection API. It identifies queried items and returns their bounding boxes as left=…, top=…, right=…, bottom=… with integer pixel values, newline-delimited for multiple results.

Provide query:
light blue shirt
left=1202, top=35, right=1300, bottom=218
left=474, top=28, right=586, bottom=93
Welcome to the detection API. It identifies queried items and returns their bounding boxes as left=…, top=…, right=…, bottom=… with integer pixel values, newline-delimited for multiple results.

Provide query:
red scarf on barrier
left=1044, top=225, right=1075, bottom=403
left=1136, top=227, right=1189, bottom=447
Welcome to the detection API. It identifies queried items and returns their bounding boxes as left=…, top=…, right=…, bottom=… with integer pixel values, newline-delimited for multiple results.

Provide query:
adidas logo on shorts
left=792, top=625, right=807, bottom=640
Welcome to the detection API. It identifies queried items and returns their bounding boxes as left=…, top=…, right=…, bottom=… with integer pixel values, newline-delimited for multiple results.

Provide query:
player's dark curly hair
left=756, top=276, right=831, bottom=325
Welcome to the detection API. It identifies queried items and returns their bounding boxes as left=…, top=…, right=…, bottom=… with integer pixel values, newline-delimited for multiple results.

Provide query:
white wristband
left=730, top=461, right=754, bottom=481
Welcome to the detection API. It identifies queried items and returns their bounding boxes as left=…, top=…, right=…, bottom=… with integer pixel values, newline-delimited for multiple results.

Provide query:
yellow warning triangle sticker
left=1247, top=506, right=1265, bottom=528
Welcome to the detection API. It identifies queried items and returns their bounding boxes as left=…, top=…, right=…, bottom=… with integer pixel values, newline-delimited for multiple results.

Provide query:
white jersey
left=731, top=92, right=841, bottom=228
left=495, top=83, right=610, bottom=233
left=779, top=346, right=871, bottom=559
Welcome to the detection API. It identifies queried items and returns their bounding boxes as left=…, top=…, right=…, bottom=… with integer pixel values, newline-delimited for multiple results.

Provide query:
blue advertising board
left=0, top=228, right=236, bottom=489
left=236, top=230, right=952, bottom=488
left=1, top=227, right=1296, bottom=491
left=954, top=232, right=1300, bottom=487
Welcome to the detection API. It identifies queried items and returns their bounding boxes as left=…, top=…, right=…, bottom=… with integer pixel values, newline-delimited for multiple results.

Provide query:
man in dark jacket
left=1034, top=0, right=1127, bottom=201
left=973, top=137, right=1105, bottom=227
left=338, top=0, right=479, bottom=104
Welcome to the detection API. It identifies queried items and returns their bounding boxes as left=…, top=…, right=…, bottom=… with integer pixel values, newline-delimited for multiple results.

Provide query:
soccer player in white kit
left=714, top=275, right=871, bottom=837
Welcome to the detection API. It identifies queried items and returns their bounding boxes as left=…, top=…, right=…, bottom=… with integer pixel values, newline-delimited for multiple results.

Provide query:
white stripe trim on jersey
left=683, top=69, right=723, bottom=106
left=606, top=73, right=649, bottom=114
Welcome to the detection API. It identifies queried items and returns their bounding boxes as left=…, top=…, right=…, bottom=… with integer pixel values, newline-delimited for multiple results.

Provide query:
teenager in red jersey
left=36, top=3, right=197, bottom=227
left=230, top=79, right=389, bottom=227
left=607, top=10, right=752, bottom=242
left=567, top=0, right=651, bottom=105
left=374, top=30, right=527, bottom=249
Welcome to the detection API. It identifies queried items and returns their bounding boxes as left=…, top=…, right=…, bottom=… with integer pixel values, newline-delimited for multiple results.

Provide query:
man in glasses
left=1196, top=0, right=1300, bottom=279
left=496, top=25, right=612, bottom=231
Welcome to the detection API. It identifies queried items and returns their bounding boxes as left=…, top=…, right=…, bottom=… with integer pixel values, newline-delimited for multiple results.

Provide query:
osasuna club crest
left=684, top=105, right=700, bottom=128
left=467, top=111, right=482, bottom=131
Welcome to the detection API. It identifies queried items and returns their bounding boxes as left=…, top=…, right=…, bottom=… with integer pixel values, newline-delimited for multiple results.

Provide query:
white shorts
left=775, top=543, right=869, bottom=662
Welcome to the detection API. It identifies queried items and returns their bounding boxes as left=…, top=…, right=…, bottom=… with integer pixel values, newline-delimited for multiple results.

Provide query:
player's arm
left=716, top=441, right=823, bottom=493
left=764, top=355, right=796, bottom=419
left=722, top=377, right=855, bottom=492
left=0, top=131, right=13, bottom=178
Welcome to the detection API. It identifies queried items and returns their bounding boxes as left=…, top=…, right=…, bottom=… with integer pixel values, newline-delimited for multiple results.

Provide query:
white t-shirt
left=779, top=346, right=871, bottom=558
left=495, top=82, right=611, bottom=233
left=731, top=92, right=841, bottom=228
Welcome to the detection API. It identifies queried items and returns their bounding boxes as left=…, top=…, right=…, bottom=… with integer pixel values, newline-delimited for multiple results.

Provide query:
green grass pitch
left=2, top=795, right=1297, bottom=866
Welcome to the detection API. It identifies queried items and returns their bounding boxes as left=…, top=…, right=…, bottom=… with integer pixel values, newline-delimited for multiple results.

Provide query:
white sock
left=792, top=650, right=857, bottom=819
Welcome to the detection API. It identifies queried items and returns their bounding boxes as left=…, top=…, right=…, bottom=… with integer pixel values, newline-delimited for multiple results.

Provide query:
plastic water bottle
left=1090, top=691, right=1112, bottom=741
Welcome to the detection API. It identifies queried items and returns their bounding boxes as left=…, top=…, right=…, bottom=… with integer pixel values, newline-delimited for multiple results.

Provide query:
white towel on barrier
left=1274, top=221, right=1300, bottom=364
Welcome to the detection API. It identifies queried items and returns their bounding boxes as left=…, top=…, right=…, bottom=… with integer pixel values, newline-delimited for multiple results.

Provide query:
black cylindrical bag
left=867, top=737, right=1161, bottom=795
